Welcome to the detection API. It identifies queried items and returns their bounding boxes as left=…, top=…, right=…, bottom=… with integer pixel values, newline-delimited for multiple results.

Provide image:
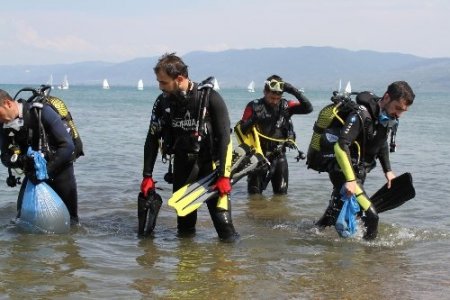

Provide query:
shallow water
left=0, top=85, right=449, bottom=299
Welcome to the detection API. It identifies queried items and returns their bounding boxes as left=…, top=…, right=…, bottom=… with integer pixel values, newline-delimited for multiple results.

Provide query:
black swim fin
left=138, top=190, right=163, bottom=236
left=370, top=172, right=415, bottom=213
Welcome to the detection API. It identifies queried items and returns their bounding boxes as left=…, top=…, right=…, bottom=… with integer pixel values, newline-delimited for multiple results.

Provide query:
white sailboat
left=213, top=78, right=220, bottom=90
left=47, top=74, right=54, bottom=89
left=344, top=81, right=352, bottom=94
left=137, top=79, right=144, bottom=91
left=58, top=75, right=69, bottom=90
left=247, top=80, right=255, bottom=93
left=102, top=79, right=110, bottom=89
left=337, top=79, right=351, bottom=95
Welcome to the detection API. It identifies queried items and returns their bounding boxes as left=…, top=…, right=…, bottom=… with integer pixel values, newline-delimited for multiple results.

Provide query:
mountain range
left=1, top=46, right=449, bottom=92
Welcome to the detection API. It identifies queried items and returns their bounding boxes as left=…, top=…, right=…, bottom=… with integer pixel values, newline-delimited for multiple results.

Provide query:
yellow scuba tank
left=233, top=121, right=263, bottom=155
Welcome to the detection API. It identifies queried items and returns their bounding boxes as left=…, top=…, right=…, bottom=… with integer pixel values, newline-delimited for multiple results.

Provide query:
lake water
left=0, top=84, right=449, bottom=299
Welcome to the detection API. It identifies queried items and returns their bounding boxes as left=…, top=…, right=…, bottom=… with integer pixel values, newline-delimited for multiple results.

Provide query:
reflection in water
left=0, top=231, right=88, bottom=298
left=133, top=233, right=244, bottom=299
left=245, top=193, right=293, bottom=221
left=294, top=240, right=414, bottom=299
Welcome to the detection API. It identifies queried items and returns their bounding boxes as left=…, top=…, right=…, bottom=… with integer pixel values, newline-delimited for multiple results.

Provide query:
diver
left=238, top=75, right=313, bottom=194
left=140, top=53, right=238, bottom=242
left=0, top=89, right=79, bottom=223
left=314, top=81, right=415, bottom=240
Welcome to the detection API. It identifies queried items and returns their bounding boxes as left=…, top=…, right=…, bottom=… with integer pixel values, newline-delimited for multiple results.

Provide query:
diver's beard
left=163, top=88, right=189, bottom=105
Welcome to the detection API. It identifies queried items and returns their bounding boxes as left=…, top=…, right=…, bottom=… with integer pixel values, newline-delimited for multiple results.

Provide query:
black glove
left=283, top=82, right=296, bottom=95
left=22, top=156, right=35, bottom=173
left=284, top=140, right=297, bottom=150
left=26, top=171, right=41, bottom=185
left=23, top=156, right=42, bottom=185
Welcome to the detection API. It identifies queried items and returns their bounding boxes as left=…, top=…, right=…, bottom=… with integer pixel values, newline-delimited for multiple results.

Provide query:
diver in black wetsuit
left=0, top=89, right=79, bottom=222
left=239, top=75, right=313, bottom=194
left=141, top=53, right=238, bottom=241
left=315, top=81, right=415, bottom=240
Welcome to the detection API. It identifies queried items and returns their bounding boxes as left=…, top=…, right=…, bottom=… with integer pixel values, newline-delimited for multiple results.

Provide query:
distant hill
left=0, top=46, right=449, bottom=92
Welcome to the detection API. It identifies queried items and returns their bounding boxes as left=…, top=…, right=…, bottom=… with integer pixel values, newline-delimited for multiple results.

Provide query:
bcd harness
left=234, top=98, right=305, bottom=162
left=306, top=90, right=398, bottom=173
left=160, top=77, right=215, bottom=183
left=13, top=85, right=84, bottom=160
left=5, top=85, right=84, bottom=186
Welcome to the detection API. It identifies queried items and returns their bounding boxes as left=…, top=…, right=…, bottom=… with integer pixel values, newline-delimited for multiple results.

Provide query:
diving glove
left=214, top=176, right=231, bottom=196
left=141, top=176, right=155, bottom=197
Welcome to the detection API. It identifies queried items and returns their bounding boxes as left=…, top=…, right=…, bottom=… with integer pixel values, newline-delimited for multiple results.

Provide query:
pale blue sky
left=1, top=0, right=449, bottom=65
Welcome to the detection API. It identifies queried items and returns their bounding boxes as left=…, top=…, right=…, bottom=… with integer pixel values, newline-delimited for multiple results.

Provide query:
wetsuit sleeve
left=239, top=102, right=255, bottom=134
left=0, top=128, right=9, bottom=167
left=209, top=90, right=232, bottom=177
left=142, top=96, right=164, bottom=177
left=287, top=91, right=313, bottom=115
left=41, top=105, right=75, bottom=177
left=377, top=142, right=392, bottom=173
left=0, top=127, right=4, bottom=150
left=335, top=112, right=364, bottom=181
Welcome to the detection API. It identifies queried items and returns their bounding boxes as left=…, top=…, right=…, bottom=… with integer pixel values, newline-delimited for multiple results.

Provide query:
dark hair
left=386, top=81, right=415, bottom=105
left=0, top=89, right=13, bottom=104
left=264, top=74, right=283, bottom=93
left=153, top=52, right=189, bottom=79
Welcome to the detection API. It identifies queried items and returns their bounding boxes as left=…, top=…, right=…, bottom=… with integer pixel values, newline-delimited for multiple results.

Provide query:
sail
left=137, top=79, right=144, bottom=91
left=103, top=79, right=110, bottom=89
left=47, top=74, right=54, bottom=89
left=58, top=75, right=69, bottom=90
left=247, top=81, right=255, bottom=93
left=213, top=78, right=220, bottom=90
left=344, top=81, right=352, bottom=95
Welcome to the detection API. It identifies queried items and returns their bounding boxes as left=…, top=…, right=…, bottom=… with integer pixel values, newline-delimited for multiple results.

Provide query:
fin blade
left=172, top=154, right=265, bottom=216
left=370, top=172, right=415, bottom=213
left=169, top=143, right=251, bottom=209
left=167, top=171, right=216, bottom=207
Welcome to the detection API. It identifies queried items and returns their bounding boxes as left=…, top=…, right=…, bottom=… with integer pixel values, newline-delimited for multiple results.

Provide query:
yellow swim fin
left=168, top=153, right=265, bottom=217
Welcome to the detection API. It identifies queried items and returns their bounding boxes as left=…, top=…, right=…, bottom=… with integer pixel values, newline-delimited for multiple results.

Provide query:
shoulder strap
left=29, top=102, right=49, bottom=154
left=354, top=107, right=372, bottom=168
left=195, top=77, right=214, bottom=140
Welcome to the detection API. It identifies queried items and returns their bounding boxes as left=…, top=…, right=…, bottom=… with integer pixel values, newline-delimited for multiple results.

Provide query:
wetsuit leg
left=16, top=179, right=27, bottom=218
left=173, top=155, right=198, bottom=235
left=247, top=170, right=264, bottom=194
left=271, top=154, right=289, bottom=194
left=48, top=164, right=78, bottom=223
left=206, top=197, right=239, bottom=242
left=316, top=171, right=346, bottom=227
left=362, top=205, right=378, bottom=240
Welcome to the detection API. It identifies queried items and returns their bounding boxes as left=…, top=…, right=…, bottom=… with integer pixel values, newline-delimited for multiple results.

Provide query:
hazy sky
left=1, top=0, right=449, bottom=65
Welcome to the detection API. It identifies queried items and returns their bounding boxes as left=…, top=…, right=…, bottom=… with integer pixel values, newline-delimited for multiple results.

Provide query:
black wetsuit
left=143, top=83, right=237, bottom=240
left=317, top=93, right=396, bottom=239
left=0, top=101, right=78, bottom=221
left=240, top=92, right=312, bottom=194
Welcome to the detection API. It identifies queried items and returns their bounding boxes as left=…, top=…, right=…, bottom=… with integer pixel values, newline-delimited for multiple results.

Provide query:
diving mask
left=265, top=79, right=284, bottom=93
left=379, top=111, right=398, bottom=127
